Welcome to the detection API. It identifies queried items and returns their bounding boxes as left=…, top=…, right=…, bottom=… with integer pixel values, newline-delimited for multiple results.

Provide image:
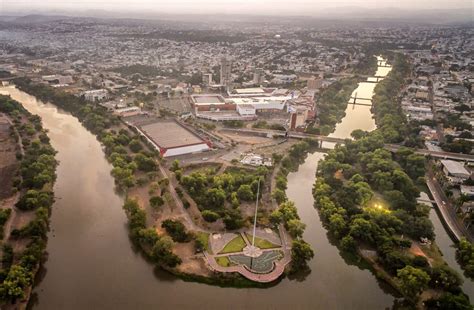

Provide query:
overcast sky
left=0, top=0, right=471, bottom=15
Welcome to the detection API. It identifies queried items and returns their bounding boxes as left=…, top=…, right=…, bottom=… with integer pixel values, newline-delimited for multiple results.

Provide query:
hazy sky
left=0, top=0, right=472, bottom=15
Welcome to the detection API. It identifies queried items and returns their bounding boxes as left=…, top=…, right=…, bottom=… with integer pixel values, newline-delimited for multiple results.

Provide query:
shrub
left=202, top=210, right=220, bottom=222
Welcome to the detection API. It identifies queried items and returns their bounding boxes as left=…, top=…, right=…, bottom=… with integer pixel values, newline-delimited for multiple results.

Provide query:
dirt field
left=219, top=132, right=271, bottom=145
left=174, top=242, right=212, bottom=277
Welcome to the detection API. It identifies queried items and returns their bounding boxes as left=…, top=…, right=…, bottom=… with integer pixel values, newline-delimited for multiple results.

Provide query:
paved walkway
left=204, top=226, right=292, bottom=283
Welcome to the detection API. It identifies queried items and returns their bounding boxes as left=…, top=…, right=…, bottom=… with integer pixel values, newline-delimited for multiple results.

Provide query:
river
left=0, top=56, right=470, bottom=309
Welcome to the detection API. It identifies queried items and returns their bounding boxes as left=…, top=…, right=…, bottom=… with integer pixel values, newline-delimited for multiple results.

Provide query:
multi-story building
left=220, top=58, right=232, bottom=87
left=253, top=68, right=264, bottom=85
left=83, top=89, right=108, bottom=102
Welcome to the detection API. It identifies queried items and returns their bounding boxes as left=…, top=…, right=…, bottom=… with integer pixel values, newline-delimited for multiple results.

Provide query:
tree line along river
left=0, top=57, right=471, bottom=309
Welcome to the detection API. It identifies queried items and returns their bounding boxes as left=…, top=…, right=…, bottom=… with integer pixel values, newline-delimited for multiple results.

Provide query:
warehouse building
left=137, top=120, right=210, bottom=157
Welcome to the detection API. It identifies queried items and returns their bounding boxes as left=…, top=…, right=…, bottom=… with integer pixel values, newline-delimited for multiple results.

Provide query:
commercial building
left=138, top=120, right=210, bottom=157
left=220, top=58, right=232, bottom=87
left=84, top=89, right=108, bottom=102
left=440, top=160, right=471, bottom=184
left=113, top=106, right=142, bottom=117
left=191, top=94, right=234, bottom=112
left=289, top=106, right=309, bottom=130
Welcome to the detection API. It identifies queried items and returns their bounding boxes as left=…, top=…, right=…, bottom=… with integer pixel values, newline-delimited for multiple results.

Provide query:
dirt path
left=158, top=163, right=204, bottom=232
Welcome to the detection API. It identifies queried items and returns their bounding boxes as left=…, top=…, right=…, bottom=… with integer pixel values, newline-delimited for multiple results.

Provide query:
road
left=385, top=144, right=474, bottom=162
left=428, top=78, right=445, bottom=144
left=426, top=168, right=473, bottom=243
left=221, top=128, right=474, bottom=162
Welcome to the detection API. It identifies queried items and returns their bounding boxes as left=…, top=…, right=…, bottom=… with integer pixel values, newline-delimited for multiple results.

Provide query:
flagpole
left=252, top=178, right=260, bottom=247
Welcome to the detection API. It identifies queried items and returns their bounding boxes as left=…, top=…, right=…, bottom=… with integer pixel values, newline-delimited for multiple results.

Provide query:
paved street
left=426, top=168, right=473, bottom=243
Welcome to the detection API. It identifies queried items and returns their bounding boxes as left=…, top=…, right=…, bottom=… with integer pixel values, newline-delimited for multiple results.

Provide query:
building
left=289, top=106, right=309, bottom=130
left=253, top=68, right=264, bottom=85
left=440, top=160, right=471, bottom=184
left=460, top=201, right=474, bottom=216
left=231, top=87, right=267, bottom=97
left=113, top=107, right=142, bottom=117
left=415, top=90, right=429, bottom=102
left=137, top=120, right=210, bottom=157
left=203, top=73, right=213, bottom=86
left=240, top=153, right=272, bottom=167
left=42, top=75, right=74, bottom=85
left=460, top=185, right=474, bottom=198
left=236, top=104, right=256, bottom=117
left=220, top=58, right=232, bottom=87
left=84, top=89, right=108, bottom=102
left=307, top=77, right=322, bottom=90
left=191, top=94, right=234, bottom=112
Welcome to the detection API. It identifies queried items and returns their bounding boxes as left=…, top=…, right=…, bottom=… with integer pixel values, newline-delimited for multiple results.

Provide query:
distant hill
left=0, top=7, right=472, bottom=26
left=9, top=14, right=68, bottom=24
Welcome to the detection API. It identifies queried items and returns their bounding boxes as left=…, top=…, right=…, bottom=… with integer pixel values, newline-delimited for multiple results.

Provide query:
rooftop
left=441, top=160, right=470, bottom=177
left=191, top=94, right=226, bottom=105
left=140, top=121, right=204, bottom=149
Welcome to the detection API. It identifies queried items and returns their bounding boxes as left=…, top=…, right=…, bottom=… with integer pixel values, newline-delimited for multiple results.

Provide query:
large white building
left=138, top=121, right=210, bottom=157
left=84, top=89, right=108, bottom=102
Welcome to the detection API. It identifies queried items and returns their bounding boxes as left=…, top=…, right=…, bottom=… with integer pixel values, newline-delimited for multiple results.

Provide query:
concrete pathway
left=203, top=226, right=292, bottom=283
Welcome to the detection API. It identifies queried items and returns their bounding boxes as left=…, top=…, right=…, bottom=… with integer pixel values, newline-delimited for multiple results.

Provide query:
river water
left=0, top=57, right=470, bottom=309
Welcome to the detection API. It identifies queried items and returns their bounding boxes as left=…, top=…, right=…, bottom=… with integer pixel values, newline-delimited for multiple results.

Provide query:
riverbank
left=312, top=76, right=360, bottom=135
left=312, top=54, right=471, bottom=308
left=0, top=95, right=57, bottom=308
left=1, top=85, right=397, bottom=309
left=10, top=79, right=312, bottom=287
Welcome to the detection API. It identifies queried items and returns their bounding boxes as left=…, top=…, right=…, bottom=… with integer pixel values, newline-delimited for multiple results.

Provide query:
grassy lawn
left=216, top=256, right=233, bottom=267
left=196, top=232, right=211, bottom=254
left=245, top=233, right=280, bottom=249
left=419, top=242, right=445, bottom=267
left=219, top=235, right=247, bottom=254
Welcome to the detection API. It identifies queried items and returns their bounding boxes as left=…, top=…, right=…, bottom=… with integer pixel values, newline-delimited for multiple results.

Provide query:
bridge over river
left=220, top=128, right=474, bottom=162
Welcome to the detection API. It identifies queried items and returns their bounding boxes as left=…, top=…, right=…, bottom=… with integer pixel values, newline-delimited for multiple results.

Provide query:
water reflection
left=1, top=86, right=394, bottom=309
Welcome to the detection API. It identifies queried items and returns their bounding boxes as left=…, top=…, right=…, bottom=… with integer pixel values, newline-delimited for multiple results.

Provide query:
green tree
left=425, top=292, right=472, bottom=310
left=0, top=265, right=33, bottom=302
left=237, top=184, right=254, bottom=201
left=291, top=239, right=314, bottom=272
left=134, top=153, right=157, bottom=172
left=328, top=213, right=347, bottom=238
left=162, top=219, right=189, bottom=242
left=396, top=266, right=430, bottom=300
left=272, top=189, right=287, bottom=204
left=149, top=196, right=164, bottom=209
left=202, top=210, right=220, bottom=222
left=455, top=237, right=474, bottom=279
left=129, top=139, right=143, bottom=153
left=429, top=265, right=462, bottom=291
left=205, top=188, right=226, bottom=208
left=287, top=219, right=306, bottom=238
left=170, top=160, right=180, bottom=172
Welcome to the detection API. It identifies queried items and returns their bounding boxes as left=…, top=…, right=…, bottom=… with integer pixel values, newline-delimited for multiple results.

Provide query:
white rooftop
left=441, top=160, right=470, bottom=177
left=233, top=88, right=265, bottom=94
